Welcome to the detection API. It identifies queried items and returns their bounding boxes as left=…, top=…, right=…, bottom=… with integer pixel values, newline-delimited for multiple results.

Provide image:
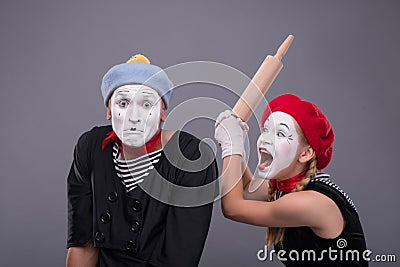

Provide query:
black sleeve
left=66, top=130, right=94, bottom=248
left=150, top=138, right=219, bottom=267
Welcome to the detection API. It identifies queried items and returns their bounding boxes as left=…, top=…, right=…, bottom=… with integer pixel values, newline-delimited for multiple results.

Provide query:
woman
left=215, top=94, right=368, bottom=266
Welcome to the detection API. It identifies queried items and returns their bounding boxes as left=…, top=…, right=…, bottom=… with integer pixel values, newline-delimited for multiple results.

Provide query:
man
left=66, top=55, right=218, bottom=266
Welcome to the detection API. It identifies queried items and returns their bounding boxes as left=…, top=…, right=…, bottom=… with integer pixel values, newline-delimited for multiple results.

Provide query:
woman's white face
left=110, top=84, right=162, bottom=147
left=256, top=111, right=300, bottom=179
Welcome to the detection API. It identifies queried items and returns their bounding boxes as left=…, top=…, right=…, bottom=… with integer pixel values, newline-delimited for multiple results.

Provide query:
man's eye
left=143, top=102, right=152, bottom=108
left=263, top=127, right=269, bottom=133
left=118, top=100, right=129, bottom=108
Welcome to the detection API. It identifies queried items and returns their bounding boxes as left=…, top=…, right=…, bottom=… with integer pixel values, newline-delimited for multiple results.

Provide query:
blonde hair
left=264, top=124, right=318, bottom=249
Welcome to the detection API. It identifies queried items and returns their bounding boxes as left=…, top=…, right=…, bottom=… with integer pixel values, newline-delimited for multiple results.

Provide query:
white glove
left=214, top=110, right=249, bottom=159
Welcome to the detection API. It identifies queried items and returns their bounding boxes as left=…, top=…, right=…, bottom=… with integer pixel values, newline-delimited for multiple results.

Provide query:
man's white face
left=110, top=84, right=162, bottom=147
left=256, top=111, right=300, bottom=179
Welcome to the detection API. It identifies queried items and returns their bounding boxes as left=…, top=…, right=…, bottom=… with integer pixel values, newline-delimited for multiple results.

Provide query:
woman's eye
left=263, top=127, right=269, bottom=133
left=277, top=131, right=285, bottom=137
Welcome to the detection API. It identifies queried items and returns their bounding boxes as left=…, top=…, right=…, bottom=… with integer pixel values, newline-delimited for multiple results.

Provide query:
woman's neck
left=270, top=171, right=306, bottom=193
left=274, top=162, right=306, bottom=182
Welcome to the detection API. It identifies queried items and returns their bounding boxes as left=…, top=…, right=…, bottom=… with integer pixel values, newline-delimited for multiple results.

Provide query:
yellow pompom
left=126, top=54, right=151, bottom=64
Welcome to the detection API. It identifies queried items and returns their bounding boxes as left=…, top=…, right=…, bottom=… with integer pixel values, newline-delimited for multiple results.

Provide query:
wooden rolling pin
left=232, top=35, right=294, bottom=122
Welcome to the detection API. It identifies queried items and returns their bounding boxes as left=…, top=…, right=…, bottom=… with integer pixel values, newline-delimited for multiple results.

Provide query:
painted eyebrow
left=141, top=91, right=157, bottom=95
left=114, top=92, right=131, bottom=97
left=116, top=90, right=156, bottom=95
left=114, top=90, right=158, bottom=99
left=279, top=123, right=290, bottom=131
left=139, top=93, right=158, bottom=99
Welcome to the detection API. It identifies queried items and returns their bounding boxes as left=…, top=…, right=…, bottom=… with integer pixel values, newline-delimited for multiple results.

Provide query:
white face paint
left=110, top=84, right=162, bottom=147
left=256, top=111, right=300, bottom=179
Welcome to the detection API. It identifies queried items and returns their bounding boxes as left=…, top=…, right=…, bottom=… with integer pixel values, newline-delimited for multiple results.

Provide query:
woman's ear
left=298, top=145, right=315, bottom=164
left=106, top=99, right=112, bottom=120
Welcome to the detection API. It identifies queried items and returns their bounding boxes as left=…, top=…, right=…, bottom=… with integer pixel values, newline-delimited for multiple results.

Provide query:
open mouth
left=258, top=147, right=273, bottom=170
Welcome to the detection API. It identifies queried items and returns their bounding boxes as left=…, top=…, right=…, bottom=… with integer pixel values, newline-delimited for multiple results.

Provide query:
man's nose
left=128, top=104, right=142, bottom=123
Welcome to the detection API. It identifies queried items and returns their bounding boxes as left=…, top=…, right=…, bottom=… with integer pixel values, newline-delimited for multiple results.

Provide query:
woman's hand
left=214, top=110, right=248, bottom=159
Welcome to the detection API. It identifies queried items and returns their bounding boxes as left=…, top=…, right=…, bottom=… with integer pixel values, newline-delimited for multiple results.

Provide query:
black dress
left=67, top=125, right=219, bottom=267
left=275, top=173, right=368, bottom=267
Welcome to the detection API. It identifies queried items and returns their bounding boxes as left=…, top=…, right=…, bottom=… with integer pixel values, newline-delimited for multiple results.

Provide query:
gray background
left=1, top=0, right=399, bottom=266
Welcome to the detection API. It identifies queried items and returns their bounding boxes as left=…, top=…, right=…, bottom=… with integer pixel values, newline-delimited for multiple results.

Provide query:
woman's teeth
left=258, top=149, right=273, bottom=170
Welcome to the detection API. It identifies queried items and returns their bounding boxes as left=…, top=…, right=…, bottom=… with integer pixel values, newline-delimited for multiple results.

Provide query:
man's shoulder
left=75, top=125, right=112, bottom=147
left=171, top=130, right=203, bottom=151
left=167, top=130, right=216, bottom=162
left=79, top=125, right=112, bottom=139
left=88, top=124, right=112, bottom=135
left=175, top=130, right=200, bottom=143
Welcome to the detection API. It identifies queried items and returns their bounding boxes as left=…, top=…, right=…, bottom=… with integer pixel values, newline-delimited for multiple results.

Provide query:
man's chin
left=121, top=138, right=146, bottom=148
left=122, top=131, right=143, bottom=136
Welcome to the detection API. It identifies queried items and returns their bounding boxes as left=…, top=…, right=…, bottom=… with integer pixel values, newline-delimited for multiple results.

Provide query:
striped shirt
left=112, top=143, right=162, bottom=193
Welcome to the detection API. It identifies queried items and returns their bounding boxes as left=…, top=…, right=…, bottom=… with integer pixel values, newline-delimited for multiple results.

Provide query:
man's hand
left=66, top=240, right=98, bottom=267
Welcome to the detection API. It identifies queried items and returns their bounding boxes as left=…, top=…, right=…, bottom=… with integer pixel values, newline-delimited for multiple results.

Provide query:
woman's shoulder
left=305, top=172, right=358, bottom=213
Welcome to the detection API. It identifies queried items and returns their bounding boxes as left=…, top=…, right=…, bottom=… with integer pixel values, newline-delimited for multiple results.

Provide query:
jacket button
left=131, top=200, right=142, bottom=212
left=100, top=212, right=111, bottom=224
left=131, top=221, right=140, bottom=232
left=126, top=240, right=136, bottom=251
left=108, top=192, right=118, bottom=202
left=95, top=232, right=105, bottom=243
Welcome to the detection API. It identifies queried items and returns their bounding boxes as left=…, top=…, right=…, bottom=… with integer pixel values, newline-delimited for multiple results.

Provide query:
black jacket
left=67, top=125, right=218, bottom=266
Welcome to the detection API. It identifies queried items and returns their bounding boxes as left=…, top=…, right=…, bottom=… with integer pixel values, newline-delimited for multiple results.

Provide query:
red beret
left=261, top=94, right=334, bottom=170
